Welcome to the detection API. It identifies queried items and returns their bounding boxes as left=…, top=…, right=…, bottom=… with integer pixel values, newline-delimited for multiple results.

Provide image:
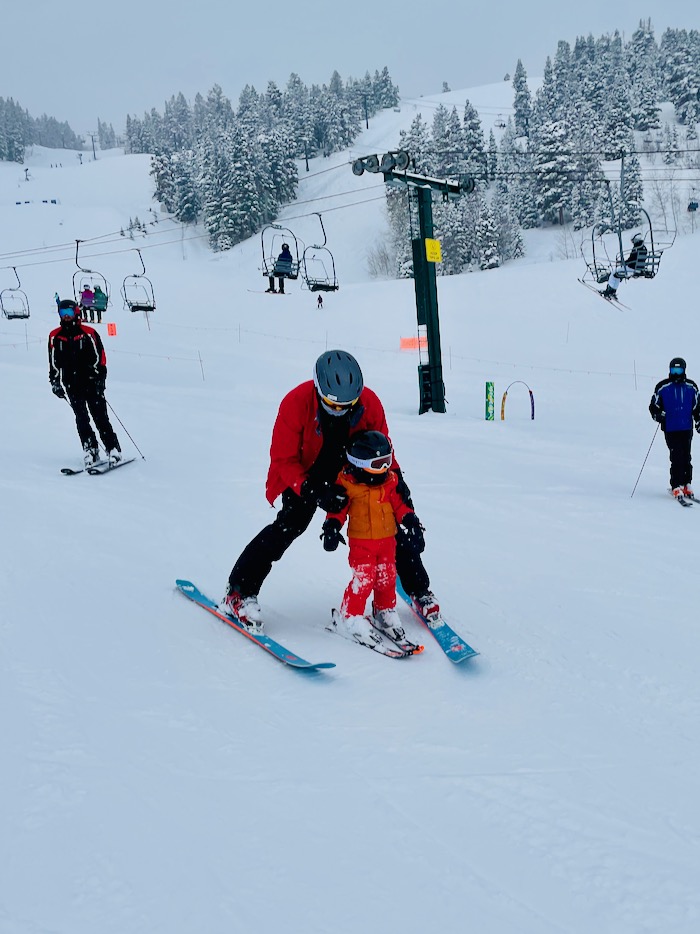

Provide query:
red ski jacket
left=265, top=380, right=399, bottom=505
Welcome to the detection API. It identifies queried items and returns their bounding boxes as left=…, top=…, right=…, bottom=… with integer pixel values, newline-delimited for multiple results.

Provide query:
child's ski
left=326, top=609, right=415, bottom=658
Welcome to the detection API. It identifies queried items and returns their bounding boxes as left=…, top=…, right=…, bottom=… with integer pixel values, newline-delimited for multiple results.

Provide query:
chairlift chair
left=261, top=225, right=301, bottom=281
left=581, top=206, right=674, bottom=287
left=73, top=240, right=110, bottom=309
left=121, top=249, right=156, bottom=312
left=301, top=247, right=339, bottom=292
left=300, top=213, right=339, bottom=292
left=1, top=267, right=30, bottom=319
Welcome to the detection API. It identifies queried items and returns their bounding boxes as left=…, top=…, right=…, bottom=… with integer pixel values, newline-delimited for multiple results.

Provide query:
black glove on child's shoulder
left=301, top=478, right=348, bottom=513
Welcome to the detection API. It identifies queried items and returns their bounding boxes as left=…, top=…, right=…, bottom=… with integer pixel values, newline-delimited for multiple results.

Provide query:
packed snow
left=1, top=82, right=699, bottom=934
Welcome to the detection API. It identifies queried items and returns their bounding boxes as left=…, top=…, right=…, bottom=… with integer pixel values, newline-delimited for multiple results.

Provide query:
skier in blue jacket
left=649, top=357, right=700, bottom=499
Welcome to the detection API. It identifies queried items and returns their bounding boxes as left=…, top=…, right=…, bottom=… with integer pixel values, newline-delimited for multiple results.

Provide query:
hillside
left=1, top=84, right=699, bottom=934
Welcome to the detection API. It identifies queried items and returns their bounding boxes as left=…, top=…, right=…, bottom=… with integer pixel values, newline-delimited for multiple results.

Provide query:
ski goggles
left=319, top=394, right=359, bottom=413
left=670, top=366, right=685, bottom=375
left=58, top=305, right=79, bottom=318
left=347, top=451, right=393, bottom=473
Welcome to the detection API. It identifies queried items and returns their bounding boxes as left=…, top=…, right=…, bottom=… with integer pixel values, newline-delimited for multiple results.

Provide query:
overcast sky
left=2, top=1, right=698, bottom=135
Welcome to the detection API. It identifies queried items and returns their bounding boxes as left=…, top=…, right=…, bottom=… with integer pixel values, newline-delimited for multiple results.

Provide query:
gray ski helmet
left=313, top=350, right=364, bottom=409
left=631, top=232, right=644, bottom=245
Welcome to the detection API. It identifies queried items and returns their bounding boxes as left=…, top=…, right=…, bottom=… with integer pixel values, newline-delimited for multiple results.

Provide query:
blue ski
left=175, top=580, right=335, bottom=671
left=396, top=579, right=479, bottom=663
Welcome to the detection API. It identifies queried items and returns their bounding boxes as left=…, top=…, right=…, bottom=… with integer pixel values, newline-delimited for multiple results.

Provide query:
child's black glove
left=401, top=513, right=425, bottom=553
left=321, top=518, right=345, bottom=552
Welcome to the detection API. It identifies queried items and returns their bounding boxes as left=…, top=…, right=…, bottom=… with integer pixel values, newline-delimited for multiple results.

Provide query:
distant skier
left=266, top=243, right=294, bottom=294
left=48, top=299, right=122, bottom=467
left=317, top=294, right=324, bottom=310
left=601, top=233, right=649, bottom=300
left=322, top=430, right=425, bottom=641
left=649, top=357, right=700, bottom=500
left=220, top=349, right=438, bottom=631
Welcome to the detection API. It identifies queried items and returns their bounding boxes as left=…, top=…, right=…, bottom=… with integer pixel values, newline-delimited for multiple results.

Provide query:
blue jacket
left=649, top=377, right=700, bottom=432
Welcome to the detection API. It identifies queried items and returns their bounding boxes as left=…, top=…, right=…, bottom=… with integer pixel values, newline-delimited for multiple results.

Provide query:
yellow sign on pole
left=425, top=238, right=442, bottom=263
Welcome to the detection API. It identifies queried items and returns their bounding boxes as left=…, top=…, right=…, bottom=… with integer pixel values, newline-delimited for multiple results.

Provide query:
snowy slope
left=1, top=85, right=700, bottom=934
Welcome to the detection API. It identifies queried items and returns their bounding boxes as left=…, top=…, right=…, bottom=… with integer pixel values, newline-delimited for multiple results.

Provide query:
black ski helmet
left=669, top=357, right=687, bottom=379
left=347, top=430, right=393, bottom=484
left=314, top=350, right=363, bottom=413
left=57, top=298, right=80, bottom=320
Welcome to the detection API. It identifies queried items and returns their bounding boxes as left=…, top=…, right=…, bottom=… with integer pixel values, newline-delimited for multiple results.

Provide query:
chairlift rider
left=601, top=233, right=648, bottom=301
left=267, top=243, right=294, bottom=294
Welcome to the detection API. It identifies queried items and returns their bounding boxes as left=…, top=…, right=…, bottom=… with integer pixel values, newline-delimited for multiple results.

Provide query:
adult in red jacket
left=223, top=349, right=436, bottom=629
left=48, top=299, right=122, bottom=466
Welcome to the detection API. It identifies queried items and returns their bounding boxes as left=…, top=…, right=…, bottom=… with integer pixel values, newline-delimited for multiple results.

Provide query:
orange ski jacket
left=327, top=468, right=413, bottom=540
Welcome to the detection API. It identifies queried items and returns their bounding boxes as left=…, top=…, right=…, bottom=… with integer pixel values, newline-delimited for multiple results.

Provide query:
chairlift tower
left=352, top=151, right=476, bottom=413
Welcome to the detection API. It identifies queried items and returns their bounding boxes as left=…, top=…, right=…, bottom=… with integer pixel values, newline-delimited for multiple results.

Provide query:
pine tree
left=531, top=120, right=575, bottom=224
left=462, top=100, right=487, bottom=179
left=620, top=149, right=643, bottom=229
left=512, top=60, right=532, bottom=137
left=399, top=114, right=431, bottom=174
left=476, top=203, right=501, bottom=269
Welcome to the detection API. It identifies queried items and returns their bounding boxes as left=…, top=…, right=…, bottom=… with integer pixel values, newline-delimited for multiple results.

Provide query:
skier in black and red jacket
left=48, top=298, right=122, bottom=467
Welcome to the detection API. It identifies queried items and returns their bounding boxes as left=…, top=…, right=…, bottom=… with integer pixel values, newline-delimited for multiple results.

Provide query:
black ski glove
left=301, top=479, right=348, bottom=513
left=321, top=518, right=345, bottom=552
left=696, top=421, right=700, bottom=435
left=92, top=367, right=106, bottom=394
left=401, top=513, right=425, bottom=553
left=51, top=382, right=65, bottom=399
left=394, top=468, right=414, bottom=508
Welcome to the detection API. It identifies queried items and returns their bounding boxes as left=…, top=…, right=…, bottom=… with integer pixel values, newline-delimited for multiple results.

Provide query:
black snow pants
left=228, top=488, right=430, bottom=599
left=664, top=429, right=693, bottom=489
left=67, top=386, right=120, bottom=453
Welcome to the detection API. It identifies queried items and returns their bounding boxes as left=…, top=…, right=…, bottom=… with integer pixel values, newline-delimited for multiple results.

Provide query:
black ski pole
left=106, top=400, right=146, bottom=460
left=630, top=424, right=659, bottom=498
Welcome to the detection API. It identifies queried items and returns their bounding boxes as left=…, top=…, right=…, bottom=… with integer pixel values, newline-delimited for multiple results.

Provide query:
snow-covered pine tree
left=462, top=100, right=487, bottom=180
left=627, top=19, right=662, bottom=131
left=487, top=130, right=498, bottom=182
left=660, top=28, right=700, bottom=126
left=431, top=106, right=465, bottom=179
left=491, top=186, right=525, bottom=261
left=373, top=66, right=400, bottom=108
left=476, top=202, right=501, bottom=269
left=400, top=113, right=431, bottom=174
left=172, top=151, right=200, bottom=224
left=531, top=120, right=575, bottom=224
left=619, top=146, right=644, bottom=229
left=512, top=60, right=532, bottom=138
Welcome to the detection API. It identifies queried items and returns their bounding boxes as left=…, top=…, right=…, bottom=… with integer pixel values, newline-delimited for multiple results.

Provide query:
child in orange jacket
left=322, top=430, right=425, bottom=639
